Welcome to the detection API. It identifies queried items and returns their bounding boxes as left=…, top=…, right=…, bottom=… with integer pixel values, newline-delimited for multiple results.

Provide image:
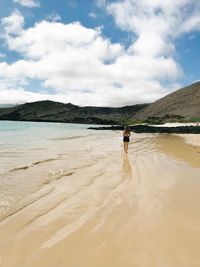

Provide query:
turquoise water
left=0, top=121, right=117, bottom=167
left=0, top=121, right=96, bottom=173
left=0, top=120, right=95, bottom=150
left=0, top=121, right=120, bottom=216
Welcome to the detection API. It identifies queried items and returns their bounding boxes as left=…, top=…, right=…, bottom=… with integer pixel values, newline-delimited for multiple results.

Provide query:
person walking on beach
left=123, top=125, right=131, bottom=154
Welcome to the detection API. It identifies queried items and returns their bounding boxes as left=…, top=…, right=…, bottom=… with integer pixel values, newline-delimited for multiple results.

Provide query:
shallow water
left=0, top=131, right=200, bottom=267
left=0, top=121, right=120, bottom=215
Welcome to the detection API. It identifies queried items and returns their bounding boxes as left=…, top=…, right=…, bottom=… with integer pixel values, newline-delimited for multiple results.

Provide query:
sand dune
left=0, top=134, right=200, bottom=267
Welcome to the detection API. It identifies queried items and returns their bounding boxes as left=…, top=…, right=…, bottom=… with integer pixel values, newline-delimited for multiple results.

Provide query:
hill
left=1, top=82, right=200, bottom=124
left=0, top=100, right=148, bottom=125
left=135, top=82, right=200, bottom=121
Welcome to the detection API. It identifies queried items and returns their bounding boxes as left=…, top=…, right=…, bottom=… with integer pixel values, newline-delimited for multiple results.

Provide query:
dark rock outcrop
left=88, top=125, right=200, bottom=134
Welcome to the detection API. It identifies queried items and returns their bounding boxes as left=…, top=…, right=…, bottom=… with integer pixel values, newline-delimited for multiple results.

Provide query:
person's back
left=123, top=126, right=131, bottom=154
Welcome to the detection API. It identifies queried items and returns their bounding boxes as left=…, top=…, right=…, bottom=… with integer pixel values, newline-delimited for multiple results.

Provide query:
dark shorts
left=123, top=136, right=130, bottom=142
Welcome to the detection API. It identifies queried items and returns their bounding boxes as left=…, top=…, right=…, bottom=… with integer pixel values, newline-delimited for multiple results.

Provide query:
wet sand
left=0, top=134, right=200, bottom=267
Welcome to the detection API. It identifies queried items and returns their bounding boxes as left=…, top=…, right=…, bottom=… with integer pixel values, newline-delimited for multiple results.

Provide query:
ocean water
left=0, top=121, right=120, bottom=216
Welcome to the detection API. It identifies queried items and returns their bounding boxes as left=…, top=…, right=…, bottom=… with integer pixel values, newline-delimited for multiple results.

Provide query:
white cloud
left=13, top=0, right=40, bottom=8
left=46, top=12, right=61, bottom=22
left=106, top=0, right=200, bottom=54
left=88, top=12, right=97, bottom=19
left=0, top=89, right=69, bottom=105
left=96, top=0, right=106, bottom=8
left=1, top=1, right=200, bottom=106
left=1, top=10, right=24, bottom=34
left=180, top=14, right=200, bottom=33
left=0, top=53, right=6, bottom=58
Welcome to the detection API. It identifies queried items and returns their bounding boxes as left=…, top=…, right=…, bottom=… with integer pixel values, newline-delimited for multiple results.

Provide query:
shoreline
left=89, top=124, right=200, bottom=134
left=0, top=133, right=200, bottom=266
left=0, top=121, right=120, bottom=217
left=178, top=133, right=200, bottom=147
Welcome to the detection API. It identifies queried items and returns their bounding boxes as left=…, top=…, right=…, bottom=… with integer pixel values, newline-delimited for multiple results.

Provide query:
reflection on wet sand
left=122, top=156, right=132, bottom=178
left=155, top=134, right=200, bottom=168
left=0, top=134, right=200, bottom=267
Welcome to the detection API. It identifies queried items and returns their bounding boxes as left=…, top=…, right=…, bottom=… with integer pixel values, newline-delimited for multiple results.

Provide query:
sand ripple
left=0, top=134, right=200, bottom=267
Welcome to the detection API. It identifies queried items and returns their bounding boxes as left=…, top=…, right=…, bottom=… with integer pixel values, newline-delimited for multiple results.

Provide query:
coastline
left=178, top=133, right=200, bottom=147
left=0, top=121, right=121, bottom=217
left=160, top=123, right=200, bottom=147
left=88, top=124, right=200, bottom=134
left=0, top=132, right=200, bottom=266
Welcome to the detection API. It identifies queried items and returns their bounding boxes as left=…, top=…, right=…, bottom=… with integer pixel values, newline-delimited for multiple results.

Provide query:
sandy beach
left=1, top=0, right=200, bottom=265
left=0, top=133, right=200, bottom=267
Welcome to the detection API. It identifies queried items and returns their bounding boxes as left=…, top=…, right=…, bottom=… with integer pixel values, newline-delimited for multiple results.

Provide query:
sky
left=0, top=0, right=200, bottom=107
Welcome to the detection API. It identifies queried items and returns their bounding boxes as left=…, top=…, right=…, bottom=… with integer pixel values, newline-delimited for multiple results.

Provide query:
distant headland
left=0, top=81, right=200, bottom=125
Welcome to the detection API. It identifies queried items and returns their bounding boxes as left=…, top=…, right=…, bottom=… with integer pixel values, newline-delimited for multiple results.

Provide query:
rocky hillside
left=1, top=82, right=200, bottom=124
left=135, top=82, right=200, bottom=120
left=0, top=100, right=148, bottom=124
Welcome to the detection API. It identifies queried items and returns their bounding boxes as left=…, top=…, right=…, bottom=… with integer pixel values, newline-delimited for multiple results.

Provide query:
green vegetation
left=0, top=100, right=149, bottom=125
left=1, top=81, right=200, bottom=125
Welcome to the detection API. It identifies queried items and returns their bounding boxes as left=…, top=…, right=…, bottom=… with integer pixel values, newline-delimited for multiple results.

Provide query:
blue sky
left=0, top=0, right=200, bottom=106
